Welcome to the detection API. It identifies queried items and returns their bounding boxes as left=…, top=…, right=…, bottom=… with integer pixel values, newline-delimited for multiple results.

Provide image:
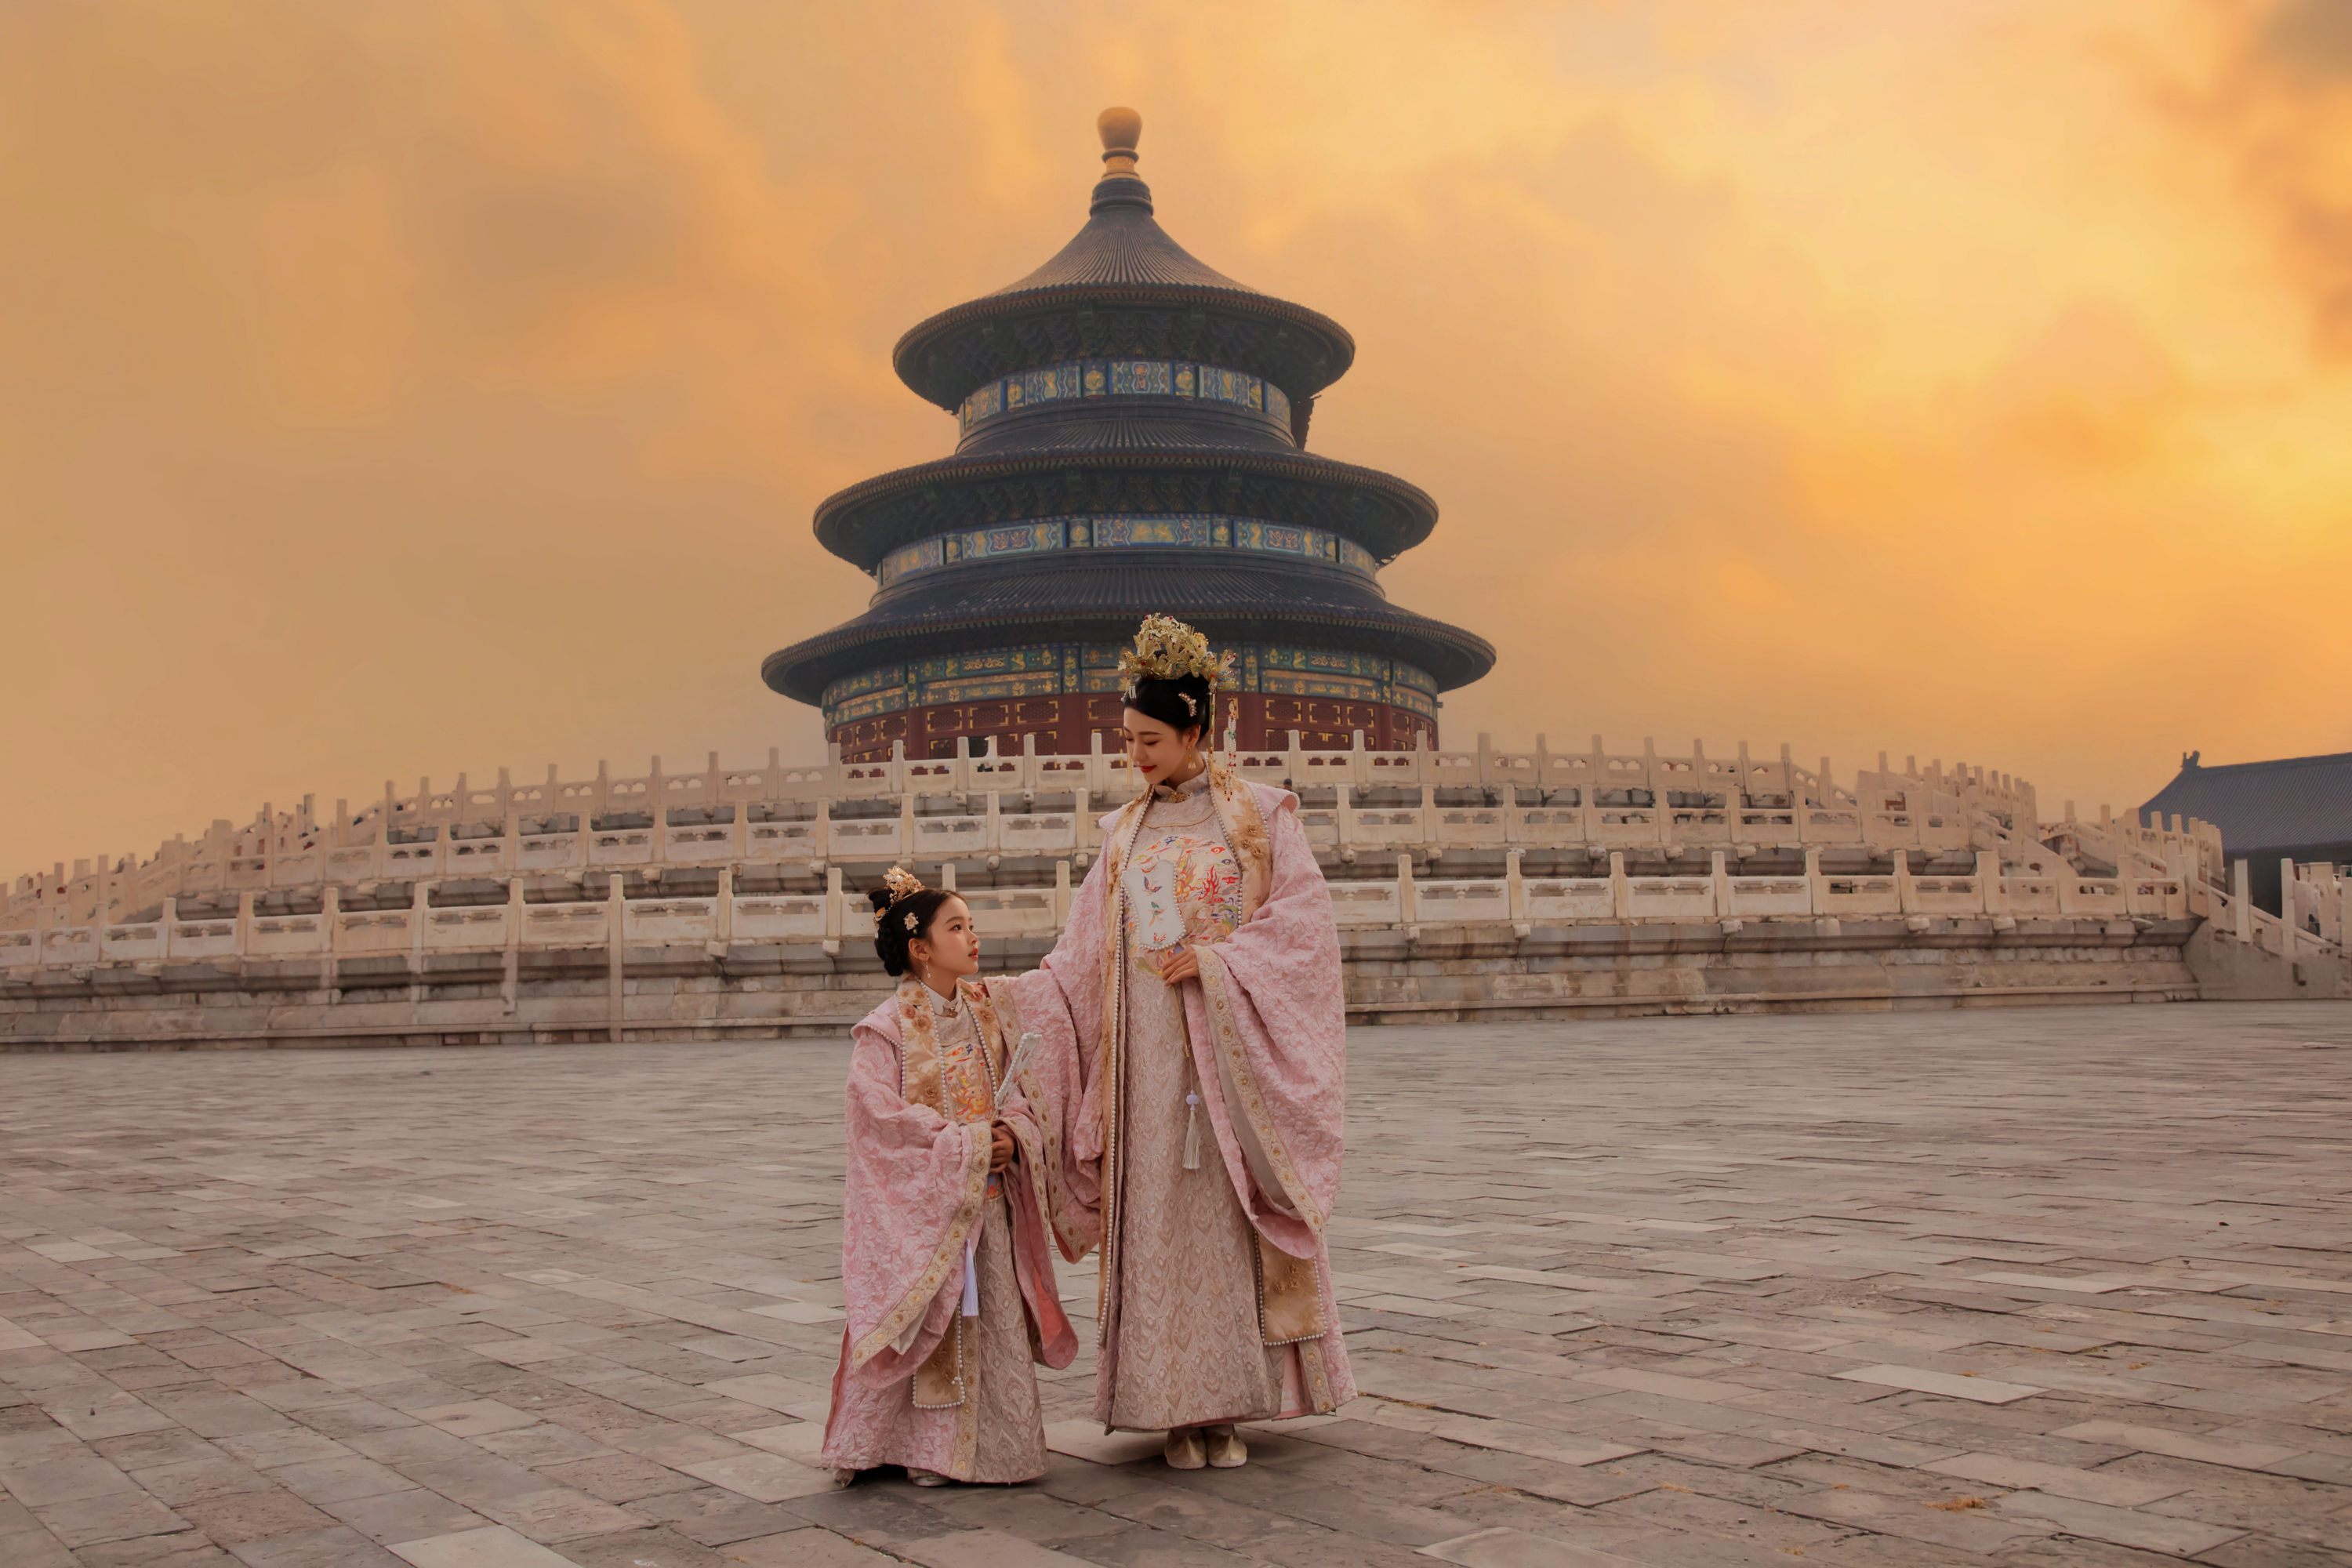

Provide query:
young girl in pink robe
left=822, top=873, right=1077, bottom=1486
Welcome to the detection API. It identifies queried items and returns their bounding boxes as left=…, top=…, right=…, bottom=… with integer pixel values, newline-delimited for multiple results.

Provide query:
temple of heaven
left=760, top=107, right=1494, bottom=763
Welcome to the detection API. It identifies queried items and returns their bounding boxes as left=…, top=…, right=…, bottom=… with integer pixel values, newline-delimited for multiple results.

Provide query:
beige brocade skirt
left=959, top=1195, right=1049, bottom=1481
left=1104, top=956, right=1287, bottom=1431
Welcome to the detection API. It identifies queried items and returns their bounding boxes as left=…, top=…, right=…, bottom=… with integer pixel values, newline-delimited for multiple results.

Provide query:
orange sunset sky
left=4, top=1, right=2350, bottom=880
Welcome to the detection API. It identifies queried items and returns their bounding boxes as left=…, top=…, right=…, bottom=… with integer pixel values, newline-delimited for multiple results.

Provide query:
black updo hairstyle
left=868, top=884, right=963, bottom=978
left=1123, top=673, right=1213, bottom=742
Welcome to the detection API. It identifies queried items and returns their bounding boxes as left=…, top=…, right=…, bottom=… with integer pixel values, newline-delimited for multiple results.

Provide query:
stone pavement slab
left=3, top=1001, right=2350, bottom=1564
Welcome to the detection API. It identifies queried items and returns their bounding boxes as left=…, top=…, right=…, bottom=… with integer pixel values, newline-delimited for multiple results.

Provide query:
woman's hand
left=989, top=1123, right=1017, bottom=1173
left=1159, top=946, right=1202, bottom=985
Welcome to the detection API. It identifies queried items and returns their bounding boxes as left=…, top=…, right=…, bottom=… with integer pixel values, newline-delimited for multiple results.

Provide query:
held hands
left=1159, top=945, right=1202, bottom=985
left=988, top=1122, right=1017, bottom=1173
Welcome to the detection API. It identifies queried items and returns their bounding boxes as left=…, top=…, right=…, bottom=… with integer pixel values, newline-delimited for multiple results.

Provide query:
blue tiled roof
left=760, top=554, right=1495, bottom=706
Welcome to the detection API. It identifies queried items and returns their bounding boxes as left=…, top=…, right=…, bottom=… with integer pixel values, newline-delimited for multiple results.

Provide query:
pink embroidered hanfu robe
left=821, top=976, right=1077, bottom=1482
left=1005, top=762, right=1356, bottom=1432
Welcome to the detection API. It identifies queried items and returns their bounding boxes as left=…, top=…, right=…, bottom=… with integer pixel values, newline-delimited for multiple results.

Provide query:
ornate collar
left=1151, top=768, right=1211, bottom=802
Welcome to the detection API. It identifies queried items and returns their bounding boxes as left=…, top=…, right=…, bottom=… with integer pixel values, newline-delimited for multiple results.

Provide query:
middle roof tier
left=812, top=439, right=1440, bottom=572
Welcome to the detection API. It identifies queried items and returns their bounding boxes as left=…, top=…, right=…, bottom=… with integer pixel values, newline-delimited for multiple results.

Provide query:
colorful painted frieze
left=957, top=359, right=1291, bottom=432
left=821, top=639, right=1439, bottom=733
left=876, top=514, right=1380, bottom=586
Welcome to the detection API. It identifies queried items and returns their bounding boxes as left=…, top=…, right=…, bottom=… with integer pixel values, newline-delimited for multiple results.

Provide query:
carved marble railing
left=0, top=847, right=2245, bottom=979
left=9, top=731, right=2242, bottom=944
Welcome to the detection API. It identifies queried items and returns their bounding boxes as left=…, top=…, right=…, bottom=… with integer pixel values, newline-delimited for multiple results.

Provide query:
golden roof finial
left=1097, top=107, right=1142, bottom=180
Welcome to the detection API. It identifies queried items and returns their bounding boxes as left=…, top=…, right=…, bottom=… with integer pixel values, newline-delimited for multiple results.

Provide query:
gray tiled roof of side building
left=2142, top=750, right=2352, bottom=854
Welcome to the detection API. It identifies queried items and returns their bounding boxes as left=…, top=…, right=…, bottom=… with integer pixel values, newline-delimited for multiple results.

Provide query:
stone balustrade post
left=503, top=877, right=522, bottom=1012
left=320, top=886, right=341, bottom=1001
left=1976, top=850, right=2003, bottom=918
left=1397, top=853, right=1415, bottom=925
left=607, top=873, right=626, bottom=1042
left=409, top=880, right=431, bottom=1018
left=2281, top=858, right=2299, bottom=956
left=1650, top=735, right=1672, bottom=848
left=1610, top=851, right=1631, bottom=920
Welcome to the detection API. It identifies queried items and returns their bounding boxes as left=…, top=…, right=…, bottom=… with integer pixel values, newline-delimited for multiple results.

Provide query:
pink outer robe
left=821, top=976, right=1078, bottom=1480
left=1003, top=761, right=1357, bottom=1425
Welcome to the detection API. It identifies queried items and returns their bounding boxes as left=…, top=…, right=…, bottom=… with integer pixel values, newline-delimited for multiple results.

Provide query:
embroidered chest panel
left=934, top=1008, right=995, bottom=1127
left=1121, top=793, right=1243, bottom=970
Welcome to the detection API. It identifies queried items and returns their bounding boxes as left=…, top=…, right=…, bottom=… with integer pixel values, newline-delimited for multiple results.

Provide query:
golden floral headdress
left=878, top=865, right=927, bottom=931
left=1116, top=615, right=1236, bottom=728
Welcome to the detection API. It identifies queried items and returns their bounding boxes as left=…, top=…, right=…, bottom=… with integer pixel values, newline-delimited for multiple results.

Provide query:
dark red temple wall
left=831, top=692, right=1437, bottom=763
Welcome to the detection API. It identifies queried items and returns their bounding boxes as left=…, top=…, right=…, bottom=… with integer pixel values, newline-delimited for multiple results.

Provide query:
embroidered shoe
left=907, top=1467, right=951, bottom=1486
left=1203, top=1424, right=1247, bottom=1468
left=1163, top=1427, right=1207, bottom=1469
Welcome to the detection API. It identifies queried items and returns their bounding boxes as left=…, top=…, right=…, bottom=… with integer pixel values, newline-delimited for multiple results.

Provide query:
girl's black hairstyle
left=1123, top=672, right=1212, bottom=741
left=868, top=884, right=961, bottom=978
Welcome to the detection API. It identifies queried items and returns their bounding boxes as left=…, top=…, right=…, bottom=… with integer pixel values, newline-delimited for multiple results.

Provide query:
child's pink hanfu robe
left=821, top=975, right=1077, bottom=1482
left=1003, top=760, right=1356, bottom=1432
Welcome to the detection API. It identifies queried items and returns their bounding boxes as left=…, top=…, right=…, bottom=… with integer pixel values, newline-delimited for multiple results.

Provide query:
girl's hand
left=989, top=1123, right=1017, bottom=1172
left=1160, top=946, right=1201, bottom=985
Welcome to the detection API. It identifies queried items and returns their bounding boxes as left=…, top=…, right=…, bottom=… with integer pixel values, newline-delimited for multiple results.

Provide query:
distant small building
left=2143, top=750, right=2352, bottom=915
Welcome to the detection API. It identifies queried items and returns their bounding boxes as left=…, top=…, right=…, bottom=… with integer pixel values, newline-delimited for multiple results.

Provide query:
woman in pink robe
left=822, top=877, right=1078, bottom=1485
left=1000, top=615, right=1356, bottom=1470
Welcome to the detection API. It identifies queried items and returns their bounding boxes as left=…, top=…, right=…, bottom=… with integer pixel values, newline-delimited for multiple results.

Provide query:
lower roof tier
left=760, top=550, right=1496, bottom=709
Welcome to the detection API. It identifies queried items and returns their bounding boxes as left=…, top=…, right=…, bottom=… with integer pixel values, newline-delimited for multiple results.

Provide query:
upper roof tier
left=892, top=109, right=1356, bottom=412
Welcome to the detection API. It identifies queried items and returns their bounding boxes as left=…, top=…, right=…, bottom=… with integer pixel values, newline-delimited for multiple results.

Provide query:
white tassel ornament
left=1182, top=1091, right=1203, bottom=1171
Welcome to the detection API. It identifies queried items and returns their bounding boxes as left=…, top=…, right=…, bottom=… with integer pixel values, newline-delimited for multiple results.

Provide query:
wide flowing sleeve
left=1000, top=847, right=1112, bottom=1261
left=985, top=1065, right=1080, bottom=1370
left=837, top=1015, right=993, bottom=1385
left=1188, top=790, right=1348, bottom=1260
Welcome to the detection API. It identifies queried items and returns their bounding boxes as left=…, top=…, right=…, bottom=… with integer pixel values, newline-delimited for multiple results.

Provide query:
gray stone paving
left=4, top=1004, right=2351, bottom=1568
